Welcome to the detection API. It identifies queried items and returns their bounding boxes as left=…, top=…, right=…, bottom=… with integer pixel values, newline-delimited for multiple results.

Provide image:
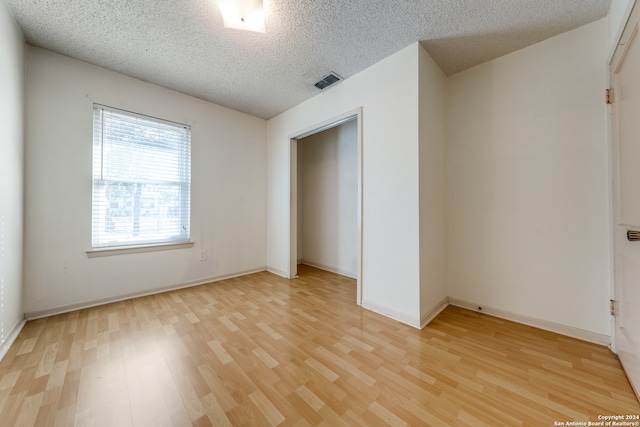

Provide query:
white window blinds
left=92, top=104, right=191, bottom=248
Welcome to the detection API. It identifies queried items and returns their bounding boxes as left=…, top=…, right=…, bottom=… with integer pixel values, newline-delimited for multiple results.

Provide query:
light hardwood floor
left=0, top=265, right=638, bottom=426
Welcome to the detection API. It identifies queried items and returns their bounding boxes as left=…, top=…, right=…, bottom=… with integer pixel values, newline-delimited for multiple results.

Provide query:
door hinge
left=610, top=299, right=617, bottom=316
left=606, top=88, right=614, bottom=105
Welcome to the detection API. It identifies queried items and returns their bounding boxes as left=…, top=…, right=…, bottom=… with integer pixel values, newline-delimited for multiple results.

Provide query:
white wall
left=298, top=120, right=358, bottom=278
left=0, top=1, right=25, bottom=356
left=24, top=47, right=267, bottom=316
left=446, top=19, right=611, bottom=337
left=418, top=45, right=448, bottom=325
left=268, top=43, right=424, bottom=326
left=608, top=0, right=636, bottom=58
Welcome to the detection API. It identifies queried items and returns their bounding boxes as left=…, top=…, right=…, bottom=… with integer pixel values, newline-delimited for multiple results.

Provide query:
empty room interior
left=1, top=0, right=640, bottom=425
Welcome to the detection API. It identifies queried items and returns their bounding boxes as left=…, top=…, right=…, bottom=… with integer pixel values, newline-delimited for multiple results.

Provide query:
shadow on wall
left=421, top=23, right=588, bottom=76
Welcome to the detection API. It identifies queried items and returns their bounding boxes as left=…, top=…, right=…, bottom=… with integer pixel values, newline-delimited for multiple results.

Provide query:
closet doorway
left=289, top=109, right=363, bottom=304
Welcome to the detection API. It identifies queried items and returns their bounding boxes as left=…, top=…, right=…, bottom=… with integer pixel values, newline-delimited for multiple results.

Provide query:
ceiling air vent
left=314, top=72, right=343, bottom=90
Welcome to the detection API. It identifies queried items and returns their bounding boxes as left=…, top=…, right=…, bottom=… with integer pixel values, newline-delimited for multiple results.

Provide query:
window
left=92, top=104, right=191, bottom=249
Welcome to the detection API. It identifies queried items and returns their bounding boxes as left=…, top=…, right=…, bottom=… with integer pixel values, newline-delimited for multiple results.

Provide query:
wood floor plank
left=0, top=265, right=638, bottom=426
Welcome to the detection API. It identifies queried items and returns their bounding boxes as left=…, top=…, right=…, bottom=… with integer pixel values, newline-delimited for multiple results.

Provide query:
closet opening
left=289, top=109, right=363, bottom=304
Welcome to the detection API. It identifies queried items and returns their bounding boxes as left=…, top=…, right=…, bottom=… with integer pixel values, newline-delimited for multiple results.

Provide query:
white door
left=612, top=0, right=640, bottom=399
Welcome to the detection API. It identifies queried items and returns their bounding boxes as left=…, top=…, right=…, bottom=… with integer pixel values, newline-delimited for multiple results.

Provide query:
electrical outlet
left=200, top=250, right=207, bottom=261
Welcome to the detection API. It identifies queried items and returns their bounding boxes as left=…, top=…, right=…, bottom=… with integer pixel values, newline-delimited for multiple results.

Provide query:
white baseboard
left=448, top=298, right=610, bottom=346
left=361, top=299, right=421, bottom=329
left=266, top=266, right=290, bottom=279
left=25, top=267, right=267, bottom=320
left=0, top=316, right=26, bottom=361
left=299, top=260, right=357, bottom=279
left=421, top=297, right=450, bottom=328
left=361, top=297, right=450, bottom=330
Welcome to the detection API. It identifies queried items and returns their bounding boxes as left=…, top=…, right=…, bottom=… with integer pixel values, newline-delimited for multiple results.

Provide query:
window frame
left=89, top=104, right=193, bottom=255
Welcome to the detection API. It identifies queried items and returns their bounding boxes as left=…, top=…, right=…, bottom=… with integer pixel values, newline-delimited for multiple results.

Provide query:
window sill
left=86, top=241, right=194, bottom=258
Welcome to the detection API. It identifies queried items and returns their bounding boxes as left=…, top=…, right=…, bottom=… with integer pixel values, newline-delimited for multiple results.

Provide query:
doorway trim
left=289, top=107, right=363, bottom=305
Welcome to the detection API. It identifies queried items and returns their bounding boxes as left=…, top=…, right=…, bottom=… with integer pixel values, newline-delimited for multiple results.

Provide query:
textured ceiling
left=6, top=0, right=611, bottom=119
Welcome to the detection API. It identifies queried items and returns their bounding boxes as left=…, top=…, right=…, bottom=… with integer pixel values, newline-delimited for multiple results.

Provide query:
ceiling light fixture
left=218, top=0, right=265, bottom=33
